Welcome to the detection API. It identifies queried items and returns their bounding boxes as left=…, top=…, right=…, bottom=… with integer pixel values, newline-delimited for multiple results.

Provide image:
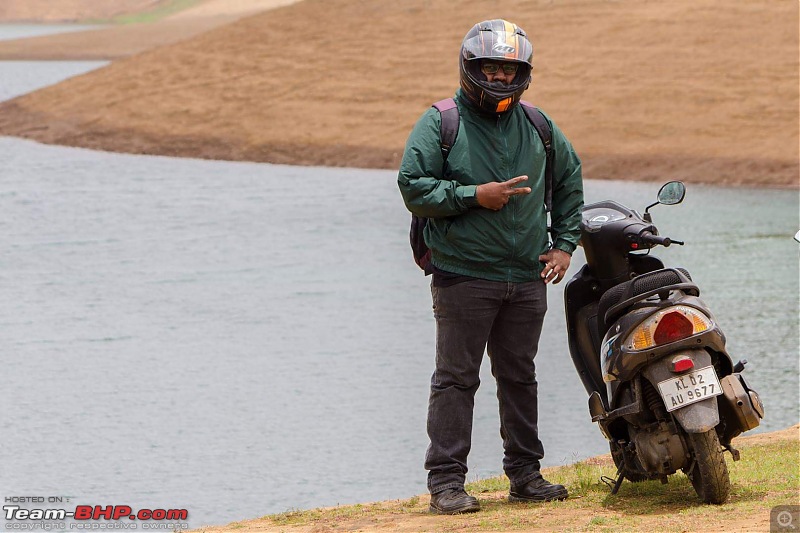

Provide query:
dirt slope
left=0, top=0, right=797, bottom=186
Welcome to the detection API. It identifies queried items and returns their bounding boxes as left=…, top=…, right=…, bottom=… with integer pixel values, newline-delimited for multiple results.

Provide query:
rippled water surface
left=1, top=37, right=798, bottom=529
left=0, top=24, right=105, bottom=42
left=0, top=60, right=108, bottom=101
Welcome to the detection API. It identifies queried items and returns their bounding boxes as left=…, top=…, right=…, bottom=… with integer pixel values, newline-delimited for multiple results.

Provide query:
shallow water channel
left=1, top=27, right=798, bottom=529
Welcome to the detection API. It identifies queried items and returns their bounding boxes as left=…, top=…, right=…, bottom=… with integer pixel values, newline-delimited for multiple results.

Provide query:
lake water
left=1, top=27, right=798, bottom=529
left=0, top=24, right=104, bottom=42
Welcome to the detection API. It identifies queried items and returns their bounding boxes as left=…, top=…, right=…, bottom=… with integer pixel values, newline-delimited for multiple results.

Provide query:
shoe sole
left=428, top=502, right=481, bottom=515
left=508, top=490, right=568, bottom=503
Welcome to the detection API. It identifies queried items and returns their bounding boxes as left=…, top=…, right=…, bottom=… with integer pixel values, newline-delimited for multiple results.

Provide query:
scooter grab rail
left=603, top=283, right=702, bottom=328
left=599, top=268, right=700, bottom=328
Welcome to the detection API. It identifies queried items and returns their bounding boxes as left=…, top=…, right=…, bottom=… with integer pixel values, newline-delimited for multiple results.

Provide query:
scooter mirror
left=657, top=181, right=686, bottom=205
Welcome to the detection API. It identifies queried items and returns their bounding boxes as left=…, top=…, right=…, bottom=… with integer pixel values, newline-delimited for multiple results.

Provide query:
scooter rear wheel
left=685, top=430, right=730, bottom=504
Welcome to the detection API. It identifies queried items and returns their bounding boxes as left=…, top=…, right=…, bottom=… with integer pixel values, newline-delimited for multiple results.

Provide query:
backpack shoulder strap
left=519, top=100, right=554, bottom=213
left=432, top=98, right=459, bottom=162
left=410, top=98, right=459, bottom=277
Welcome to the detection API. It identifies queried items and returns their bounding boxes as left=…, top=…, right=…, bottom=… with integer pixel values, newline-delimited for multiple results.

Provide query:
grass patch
left=247, top=434, right=799, bottom=533
left=466, top=475, right=510, bottom=494
left=84, top=0, right=203, bottom=25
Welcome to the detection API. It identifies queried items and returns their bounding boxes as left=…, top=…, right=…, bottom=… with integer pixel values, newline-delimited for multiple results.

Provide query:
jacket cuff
left=459, top=185, right=480, bottom=208
left=553, top=239, right=576, bottom=255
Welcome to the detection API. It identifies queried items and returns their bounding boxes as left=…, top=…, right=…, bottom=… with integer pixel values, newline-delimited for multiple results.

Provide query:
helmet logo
left=493, top=42, right=516, bottom=54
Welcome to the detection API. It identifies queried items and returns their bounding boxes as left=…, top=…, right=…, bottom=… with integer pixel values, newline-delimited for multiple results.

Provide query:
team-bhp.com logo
left=5, top=506, right=187, bottom=521
left=4, top=498, right=189, bottom=530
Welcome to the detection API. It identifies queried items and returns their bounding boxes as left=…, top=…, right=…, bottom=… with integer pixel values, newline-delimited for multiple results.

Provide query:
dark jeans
left=425, top=278, right=548, bottom=494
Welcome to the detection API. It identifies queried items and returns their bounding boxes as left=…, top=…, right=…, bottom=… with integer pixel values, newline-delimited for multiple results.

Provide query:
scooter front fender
left=641, top=349, right=720, bottom=433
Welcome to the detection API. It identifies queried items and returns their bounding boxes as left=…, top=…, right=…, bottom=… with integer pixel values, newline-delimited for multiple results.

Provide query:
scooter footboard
left=641, top=349, right=721, bottom=433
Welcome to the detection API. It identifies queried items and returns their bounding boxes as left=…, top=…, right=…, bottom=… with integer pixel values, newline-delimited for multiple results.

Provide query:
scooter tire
left=686, top=429, right=730, bottom=504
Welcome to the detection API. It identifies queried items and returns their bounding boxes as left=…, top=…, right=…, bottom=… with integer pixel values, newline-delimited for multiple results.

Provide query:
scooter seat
left=598, top=267, right=698, bottom=332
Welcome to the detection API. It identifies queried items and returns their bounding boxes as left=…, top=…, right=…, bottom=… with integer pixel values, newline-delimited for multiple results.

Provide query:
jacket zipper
left=497, top=113, right=516, bottom=279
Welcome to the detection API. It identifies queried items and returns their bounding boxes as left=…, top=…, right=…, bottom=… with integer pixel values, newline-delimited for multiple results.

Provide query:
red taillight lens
left=672, top=357, right=695, bottom=373
left=654, top=311, right=694, bottom=345
left=625, top=306, right=713, bottom=352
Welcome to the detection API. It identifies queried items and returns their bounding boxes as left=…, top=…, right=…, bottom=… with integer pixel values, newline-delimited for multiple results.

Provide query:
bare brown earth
left=0, top=0, right=798, bottom=187
left=192, top=425, right=799, bottom=533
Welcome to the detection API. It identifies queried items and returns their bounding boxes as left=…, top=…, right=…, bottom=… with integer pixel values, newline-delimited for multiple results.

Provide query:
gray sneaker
left=429, top=488, right=480, bottom=514
left=509, top=476, right=568, bottom=502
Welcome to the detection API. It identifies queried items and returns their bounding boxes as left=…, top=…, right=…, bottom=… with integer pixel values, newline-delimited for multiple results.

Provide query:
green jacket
left=398, top=90, right=584, bottom=282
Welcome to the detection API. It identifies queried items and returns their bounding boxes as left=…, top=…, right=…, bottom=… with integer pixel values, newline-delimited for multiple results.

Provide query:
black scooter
left=564, top=181, right=764, bottom=504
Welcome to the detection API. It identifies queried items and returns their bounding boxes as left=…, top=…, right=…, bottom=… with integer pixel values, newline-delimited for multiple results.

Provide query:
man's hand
left=476, top=176, right=531, bottom=210
left=539, top=248, right=571, bottom=285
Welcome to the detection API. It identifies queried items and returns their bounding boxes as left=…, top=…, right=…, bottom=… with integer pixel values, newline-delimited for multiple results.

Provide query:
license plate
left=657, top=366, right=722, bottom=412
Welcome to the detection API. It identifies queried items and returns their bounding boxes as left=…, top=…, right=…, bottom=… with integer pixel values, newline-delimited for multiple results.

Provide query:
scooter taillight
left=654, top=312, right=694, bottom=345
left=671, top=356, right=695, bottom=373
left=624, top=305, right=713, bottom=351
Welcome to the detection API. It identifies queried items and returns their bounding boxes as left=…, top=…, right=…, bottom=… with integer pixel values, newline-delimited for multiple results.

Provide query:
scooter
left=564, top=181, right=764, bottom=504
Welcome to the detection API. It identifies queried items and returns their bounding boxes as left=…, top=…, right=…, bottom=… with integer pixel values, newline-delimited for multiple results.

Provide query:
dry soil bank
left=193, top=425, right=800, bottom=533
left=0, top=0, right=798, bottom=187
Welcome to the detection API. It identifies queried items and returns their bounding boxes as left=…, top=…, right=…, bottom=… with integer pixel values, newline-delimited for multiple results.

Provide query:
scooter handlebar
left=639, top=231, right=674, bottom=247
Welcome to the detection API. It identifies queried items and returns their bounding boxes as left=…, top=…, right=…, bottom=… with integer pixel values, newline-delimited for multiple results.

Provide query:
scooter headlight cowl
left=625, top=305, right=712, bottom=351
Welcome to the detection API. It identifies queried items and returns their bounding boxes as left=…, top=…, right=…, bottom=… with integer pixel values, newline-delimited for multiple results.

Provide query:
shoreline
left=193, top=424, right=799, bottom=532
left=0, top=0, right=797, bottom=188
left=0, top=0, right=302, bottom=59
left=0, top=102, right=796, bottom=188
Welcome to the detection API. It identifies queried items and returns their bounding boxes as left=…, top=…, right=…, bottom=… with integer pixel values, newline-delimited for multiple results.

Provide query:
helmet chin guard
left=459, top=19, right=533, bottom=114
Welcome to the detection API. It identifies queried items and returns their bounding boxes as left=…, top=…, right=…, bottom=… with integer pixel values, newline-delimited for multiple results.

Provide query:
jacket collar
left=455, top=88, right=516, bottom=121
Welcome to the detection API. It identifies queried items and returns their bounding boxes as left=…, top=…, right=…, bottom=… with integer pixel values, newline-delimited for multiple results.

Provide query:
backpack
left=410, top=98, right=554, bottom=275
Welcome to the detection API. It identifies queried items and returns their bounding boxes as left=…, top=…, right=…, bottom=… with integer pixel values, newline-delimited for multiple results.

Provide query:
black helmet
left=459, top=19, right=533, bottom=114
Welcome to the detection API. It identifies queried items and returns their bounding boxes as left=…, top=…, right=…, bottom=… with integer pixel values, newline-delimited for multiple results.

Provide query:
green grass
left=248, top=436, right=799, bottom=532
left=84, top=0, right=203, bottom=25
left=465, top=475, right=511, bottom=494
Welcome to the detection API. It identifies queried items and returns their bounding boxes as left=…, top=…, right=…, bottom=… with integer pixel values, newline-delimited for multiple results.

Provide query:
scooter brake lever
left=671, top=239, right=685, bottom=246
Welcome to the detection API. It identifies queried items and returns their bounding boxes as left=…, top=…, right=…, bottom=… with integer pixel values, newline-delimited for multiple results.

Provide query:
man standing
left=397, top=19, right=584, bottom=514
